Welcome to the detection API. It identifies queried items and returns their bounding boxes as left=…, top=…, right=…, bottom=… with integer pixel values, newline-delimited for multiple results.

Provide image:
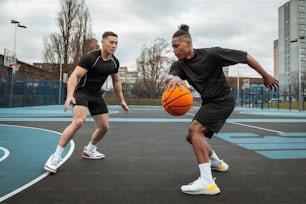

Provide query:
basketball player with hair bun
left=166, top=24, right=278, bottom=195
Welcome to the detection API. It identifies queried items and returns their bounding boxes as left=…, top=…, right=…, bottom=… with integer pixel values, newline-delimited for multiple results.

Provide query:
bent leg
left=187, top=120, right=212, bottom=164
left=186, top=120, right=228, bottom=171
left=58, top=105, right=87, bottom=147
left=44, top=105, right=87, bottom=173
left=90, top=113, right=110, bottom=145
left=81, top=113, right=109, bottom=159
left=181, top=120, right=220, bottom=195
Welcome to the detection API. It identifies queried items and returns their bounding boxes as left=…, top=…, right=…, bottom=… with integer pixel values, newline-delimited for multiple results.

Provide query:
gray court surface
left=1, top=105, right=306, bottom=204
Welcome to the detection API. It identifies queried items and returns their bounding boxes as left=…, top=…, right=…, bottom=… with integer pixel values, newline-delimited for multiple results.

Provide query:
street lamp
left=287, top=72, right=292, bottom=111
left=10, top=19, right=27, bottom=60
left=53, top=49, right=63, bottom=104
left=10, top=20, right=26, bottom=107
left=237, top=65, right=240, bottom=107
left=59, top=53, right=63, bottom=104
left=290, top=36, right=305, bottom=111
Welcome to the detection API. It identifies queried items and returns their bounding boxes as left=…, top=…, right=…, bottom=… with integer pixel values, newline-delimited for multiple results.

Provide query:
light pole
left=59, top=53, right=63, bottom=104
left=10, top=20, right=26, bottom=107
left=290, top=36, right=305, bottom=111
left=237, top=65, right=240, bottom=107
left=287, top=72, right=292, bottom=111
left=11, top=20, right=27, bottom=61
left=53, top=49, right=64, bottom=104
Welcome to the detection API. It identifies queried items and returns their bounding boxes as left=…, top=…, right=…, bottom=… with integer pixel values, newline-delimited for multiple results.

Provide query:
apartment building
left=277, top=0, right=306, bottom=99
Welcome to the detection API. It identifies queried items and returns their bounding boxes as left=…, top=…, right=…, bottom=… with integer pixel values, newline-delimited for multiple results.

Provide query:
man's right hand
left=64, top=96, right=76, bottom=112
left=165, top=75, right=187, bottom=90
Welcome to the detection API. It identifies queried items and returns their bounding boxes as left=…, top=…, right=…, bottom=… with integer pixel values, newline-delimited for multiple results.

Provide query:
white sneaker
left=211, top=160, right=229, bottom=172
left=82, top=147, right=105, bottom=159
left=181, top=177, right=221, bottom=195
left=44, top=154, right=62, bottom=173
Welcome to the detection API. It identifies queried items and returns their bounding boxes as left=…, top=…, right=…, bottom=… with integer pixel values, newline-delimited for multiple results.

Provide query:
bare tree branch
left=43, top=0, right=94, bottom=76
left=136, top=38, right=173, bottom=98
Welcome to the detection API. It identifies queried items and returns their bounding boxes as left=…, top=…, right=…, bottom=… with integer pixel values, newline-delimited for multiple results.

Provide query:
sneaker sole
left=211, top=166, right=229, bottom=172
left=44, top=165, right=57, bottom=173
left=182, top=188, right=221, bottom=195
left=211, top=167, right=228, bottom=172
left=82, top=155, right=105, bottom=160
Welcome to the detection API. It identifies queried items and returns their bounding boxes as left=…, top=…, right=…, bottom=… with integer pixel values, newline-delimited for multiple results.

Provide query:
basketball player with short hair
left=44, top=31, right=129, bottom=173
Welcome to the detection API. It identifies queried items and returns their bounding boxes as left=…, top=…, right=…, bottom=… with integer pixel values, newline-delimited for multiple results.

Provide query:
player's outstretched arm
left=111, top=73, right=129, bottom=112
left=246, top=54, right=279, bottom=90
left=64, top=66, right=87, bottom=112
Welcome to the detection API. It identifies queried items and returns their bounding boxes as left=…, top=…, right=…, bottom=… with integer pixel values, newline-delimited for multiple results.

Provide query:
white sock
left=86, top=142, right=96, bottom=151
left=198, top=163, right=214, bottom=184
left=210, top=151, right=223, bottom=167
left=54, top=145, right=64, bottom=158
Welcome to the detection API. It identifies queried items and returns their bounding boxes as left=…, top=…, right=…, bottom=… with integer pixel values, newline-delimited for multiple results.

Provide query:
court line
left=0, top=124, right=75, bottom=203
left=0, top=147, right=10, bottom=162
left=0, top=118, right=306, bottom=123
left=227, top=121, right=284, bottom=134
left=188, top=112, right=286, bottom=134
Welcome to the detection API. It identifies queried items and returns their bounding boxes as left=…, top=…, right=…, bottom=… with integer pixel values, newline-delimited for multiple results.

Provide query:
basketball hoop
left=9, top=64, right=20, bottom=73
left=4, top=48, right=16, bottom=67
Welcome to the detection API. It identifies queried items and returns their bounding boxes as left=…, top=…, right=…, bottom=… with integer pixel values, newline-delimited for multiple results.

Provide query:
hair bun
left=172, top=24, right=191, bottom=38
left=179, top=24, right=189, bottom=32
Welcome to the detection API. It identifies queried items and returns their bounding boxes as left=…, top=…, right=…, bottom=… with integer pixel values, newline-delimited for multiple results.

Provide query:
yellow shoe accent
left=212, top=161, right=229, bottom=172
left=207, top=183, right=218, bottom=191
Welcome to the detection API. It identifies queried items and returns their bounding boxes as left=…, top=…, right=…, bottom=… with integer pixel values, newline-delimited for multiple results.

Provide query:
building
left=277, top=0, right=306, bottom=102
left=117, top=66, right=139, bottom=95
left=0, top=54, right=58, bottom=80
left=274, top=39, right=279, bottom=80
left=102, top=66, right=139, bottom=96
left=223, top=66, right=229, bottom=77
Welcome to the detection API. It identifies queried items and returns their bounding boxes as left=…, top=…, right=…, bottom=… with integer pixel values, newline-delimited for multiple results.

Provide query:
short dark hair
left=102, top=31, right=118, bottom=39
left=172, top=24, right=191, bottom=39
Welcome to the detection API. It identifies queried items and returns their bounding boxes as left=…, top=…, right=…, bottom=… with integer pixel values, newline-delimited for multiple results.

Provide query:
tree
left=136, top=38, right=173, bottom=98
left=43, top=0, right=95, bottom=75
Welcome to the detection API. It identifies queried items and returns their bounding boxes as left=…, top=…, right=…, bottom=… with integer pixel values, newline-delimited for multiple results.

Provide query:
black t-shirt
left=169, top=47, right=247, bottom=103
left=77, top=49, right=119, bottom=93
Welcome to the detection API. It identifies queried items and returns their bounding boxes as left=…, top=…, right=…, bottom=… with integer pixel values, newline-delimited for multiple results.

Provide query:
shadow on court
left=1, top=105, right=306, bottom=204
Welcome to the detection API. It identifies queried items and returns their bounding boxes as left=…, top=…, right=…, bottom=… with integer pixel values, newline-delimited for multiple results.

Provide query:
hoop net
left=9, top=64, right=21, bottom=72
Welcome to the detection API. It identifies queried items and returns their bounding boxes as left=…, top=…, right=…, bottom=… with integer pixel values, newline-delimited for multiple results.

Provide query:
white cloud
left=0, top=0, right=288, bottom=76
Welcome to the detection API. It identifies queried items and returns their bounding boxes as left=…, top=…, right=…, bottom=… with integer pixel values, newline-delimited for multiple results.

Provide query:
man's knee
left=101, top=123, right=110, bottom=131
left=186, top=121, right=208, bottom=143
left=97, top=121, right=110, bottom=132
left=73, top=117, right=86, bottom=127
left=186, top=135, right=192, bottom=144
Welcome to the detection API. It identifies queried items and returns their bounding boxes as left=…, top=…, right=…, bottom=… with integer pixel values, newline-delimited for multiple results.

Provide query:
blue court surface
left=0, top=124, right=74, bottom=202
left=0, top=105, right=306, bottom=203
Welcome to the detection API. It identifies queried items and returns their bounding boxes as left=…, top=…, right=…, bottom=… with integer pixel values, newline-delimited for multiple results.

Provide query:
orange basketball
left=161, top=86, right=193, bottom=116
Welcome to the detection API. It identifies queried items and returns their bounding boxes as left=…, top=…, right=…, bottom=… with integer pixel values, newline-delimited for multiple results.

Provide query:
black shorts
left=73, top=88, right=108, bottom=116
left=193, top=94, right=235, bottom=138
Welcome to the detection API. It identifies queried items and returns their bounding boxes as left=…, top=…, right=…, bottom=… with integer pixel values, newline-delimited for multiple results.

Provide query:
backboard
left=3, top=48, right=16, bottom=67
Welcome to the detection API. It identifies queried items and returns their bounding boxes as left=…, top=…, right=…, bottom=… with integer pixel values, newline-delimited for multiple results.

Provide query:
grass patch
left=105, top=97, right=304, bottom=110
left=105, top=97, right=162, bottom=106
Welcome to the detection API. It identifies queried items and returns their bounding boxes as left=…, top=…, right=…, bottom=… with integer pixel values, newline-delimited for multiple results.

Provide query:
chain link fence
left=0, top=69, right=65, bottom=107
left=233, top=84, right=305, bottom=111
left=1, top=68, right=305, bottom=110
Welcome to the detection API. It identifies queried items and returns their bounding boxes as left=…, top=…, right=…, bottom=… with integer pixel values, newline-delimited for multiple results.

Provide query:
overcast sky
left=0, top=0, right=288, bottom=77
